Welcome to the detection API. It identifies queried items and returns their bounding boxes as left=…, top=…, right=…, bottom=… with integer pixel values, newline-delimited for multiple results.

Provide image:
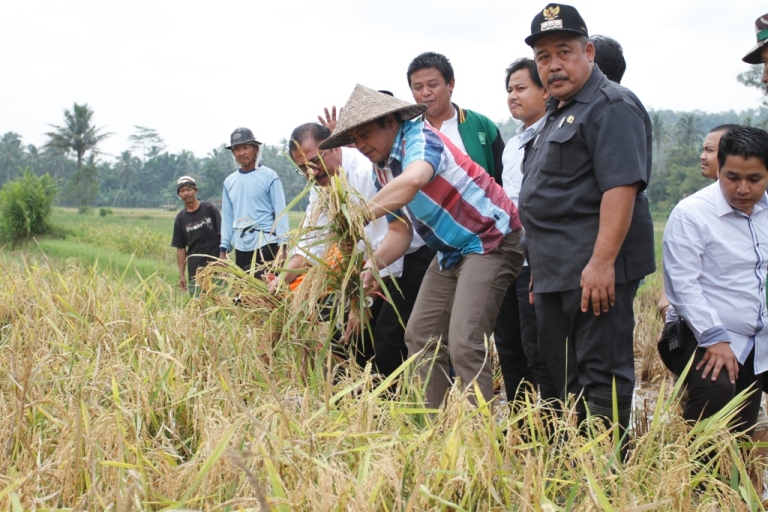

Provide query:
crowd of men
left=170, top=4, right=768, bottom=450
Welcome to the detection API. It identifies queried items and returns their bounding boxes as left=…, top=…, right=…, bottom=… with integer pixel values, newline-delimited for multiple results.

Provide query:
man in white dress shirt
left=281, top=122, right=406, bottom=376
left=663, top=125, right=768, bottom=435
left=494, top=58, right=557, bottom=402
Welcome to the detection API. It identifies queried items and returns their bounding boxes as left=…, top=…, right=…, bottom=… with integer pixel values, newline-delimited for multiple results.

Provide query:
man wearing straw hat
left=742, top=12, right=768, bottom=94
left=318, top=85, right=525, bottom=409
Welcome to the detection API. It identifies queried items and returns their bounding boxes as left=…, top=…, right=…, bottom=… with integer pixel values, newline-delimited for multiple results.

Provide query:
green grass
left=1, top=207, right=305, bottom=288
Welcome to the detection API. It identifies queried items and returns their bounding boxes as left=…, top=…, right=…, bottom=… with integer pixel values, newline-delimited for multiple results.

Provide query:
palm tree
left=112, top=151, right=141, bottom=206
left=0, top=132, right=24, bottom=186
left=650, top=112, right=671, bottom=169
left=45, top=103, right=110, bottom=170
left=674, top=113, right=703, bottom=149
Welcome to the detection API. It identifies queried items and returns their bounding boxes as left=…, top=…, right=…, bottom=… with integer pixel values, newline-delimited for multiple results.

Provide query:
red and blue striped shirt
left=373, top=121, right=521, bottom=270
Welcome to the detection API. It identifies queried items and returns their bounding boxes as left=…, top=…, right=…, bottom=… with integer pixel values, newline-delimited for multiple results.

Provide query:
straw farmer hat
left=318, top=84, right=427, bottom=150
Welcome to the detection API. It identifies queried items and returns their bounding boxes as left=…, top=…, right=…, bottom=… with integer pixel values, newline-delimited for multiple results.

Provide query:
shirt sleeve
left=220, top=181, right=234, bottom=252
left=269, top=177, right=290, bottom=244
left=587, top=99, right=649, bottom=193
left=170, top=215, right=186, bottom=249
left=663, top=207, right=731, bottom=347
left=213, top=204, right=222, bottom=247
left=490, top=125, right=505, bottom=186
left=291, top=201, right=327, bottom=262
left=401, top=123, right=443, bottom=179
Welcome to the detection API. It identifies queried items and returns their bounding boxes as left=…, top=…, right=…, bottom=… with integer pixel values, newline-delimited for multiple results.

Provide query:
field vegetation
left=0, top=209, right=764, bottom=510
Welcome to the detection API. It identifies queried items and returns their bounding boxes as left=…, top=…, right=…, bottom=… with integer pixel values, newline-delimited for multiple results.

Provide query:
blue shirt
left=220, top=165, right=289, bottom=252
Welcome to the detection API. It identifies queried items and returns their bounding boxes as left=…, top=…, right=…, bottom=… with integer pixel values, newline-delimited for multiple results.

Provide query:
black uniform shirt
left=518, top=66, right=655, bottom=293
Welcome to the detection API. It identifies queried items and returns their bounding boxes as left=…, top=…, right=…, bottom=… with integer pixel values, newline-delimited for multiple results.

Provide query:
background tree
left=738, top=64, right=768, bottom=107
left=650, top=112, right=671, bottom=171
left=128, top=126, right=166, bottom=163
left=45, top=103, right=110, bottom=170
left=110, top=151, right=141, bottom=206
left=0, top=132, right=25, bottom=188
left=674, top=113, right=703, bottom=148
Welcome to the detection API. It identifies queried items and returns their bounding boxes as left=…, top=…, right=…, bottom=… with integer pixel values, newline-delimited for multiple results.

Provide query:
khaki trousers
left=405, top=230, right=524, bottom=408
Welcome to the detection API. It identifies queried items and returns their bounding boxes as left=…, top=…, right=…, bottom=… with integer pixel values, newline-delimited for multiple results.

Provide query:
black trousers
left=330, top=245, right=435, bottom=377
left=494, top=266, right=557, bottom=401
left=667, top=321, right=767, bottom=436
left=534, top=281, right=639, bottom=424
left=235, top=243, right=280, bottom=277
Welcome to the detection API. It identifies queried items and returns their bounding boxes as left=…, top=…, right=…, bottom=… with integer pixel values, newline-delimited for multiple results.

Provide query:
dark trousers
left=494, top=266, right=557, bottom=401
left=235, top=243, right=280, bottom=277
left=332, top=245, right=435, bottom=377
left=534, top=281, right=639, bottom=426
left=667, top=322, right=767, bottom=436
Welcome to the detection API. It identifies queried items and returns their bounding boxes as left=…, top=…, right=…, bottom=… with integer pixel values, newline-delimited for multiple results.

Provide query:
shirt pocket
left=539, top=126, right=579, bottom=177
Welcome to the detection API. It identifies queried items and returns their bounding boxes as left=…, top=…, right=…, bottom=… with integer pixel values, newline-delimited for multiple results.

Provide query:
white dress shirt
left=663, top=181, right=768, bottom=373
left=501, top=116, right=545, bottom=204
left=296, top=147, right=403, bottom=277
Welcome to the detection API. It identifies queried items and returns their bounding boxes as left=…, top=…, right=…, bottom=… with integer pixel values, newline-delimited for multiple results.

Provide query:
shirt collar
left=514, top=116, right=546, bottom=148
left=714, top=180, right=768, bottom=217
left=545, top=65, right=606, bottom=110
left=385, top=122, right=408, bottom=166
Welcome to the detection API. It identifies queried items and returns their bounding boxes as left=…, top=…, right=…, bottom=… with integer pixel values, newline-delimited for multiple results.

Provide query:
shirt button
left=549, top=116, right=554, bottom=120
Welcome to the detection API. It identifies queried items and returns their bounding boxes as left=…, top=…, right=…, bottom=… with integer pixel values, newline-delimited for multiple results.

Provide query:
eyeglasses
left=294, top=151, right=326, bottom=177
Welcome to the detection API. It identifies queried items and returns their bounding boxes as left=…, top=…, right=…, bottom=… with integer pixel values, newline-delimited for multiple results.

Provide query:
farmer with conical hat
left=319, top=85, right=524, bottom=409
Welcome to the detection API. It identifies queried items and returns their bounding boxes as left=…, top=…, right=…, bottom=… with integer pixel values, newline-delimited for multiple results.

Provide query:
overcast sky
left=2, top=0, right=766, bottom=160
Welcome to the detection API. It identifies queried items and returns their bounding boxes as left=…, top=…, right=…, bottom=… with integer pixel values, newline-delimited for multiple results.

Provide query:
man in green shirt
left=407, top=52, right=505, bottom=184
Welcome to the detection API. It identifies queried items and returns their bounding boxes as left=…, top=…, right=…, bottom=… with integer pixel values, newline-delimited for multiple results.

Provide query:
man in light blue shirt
left=219, top=127, right=289, bottom=275
left=663, top=126, right=768, bottom=435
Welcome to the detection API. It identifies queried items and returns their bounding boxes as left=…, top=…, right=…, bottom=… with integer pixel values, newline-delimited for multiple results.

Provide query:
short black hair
left=717, top=125, right=768, bottom=170
left=407, top=52, right=454, bottom=86
left=709, top=124, right=740, bottom=135
left=504, top=58, right=544, bottom=90
left=590, top=35, right=626, bottom=84
left=287, top=123, right=331, bottom=161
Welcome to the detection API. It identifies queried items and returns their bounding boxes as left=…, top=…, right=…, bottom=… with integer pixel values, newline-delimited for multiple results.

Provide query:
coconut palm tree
left=674, top=113, right=703, bottom=149
left=650, top=112, right=671, bottom=171
left=45, top=103, right=110, bottom=170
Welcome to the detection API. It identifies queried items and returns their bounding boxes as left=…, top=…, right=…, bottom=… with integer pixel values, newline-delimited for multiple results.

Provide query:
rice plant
left=0, top=184, right=764, bottom=510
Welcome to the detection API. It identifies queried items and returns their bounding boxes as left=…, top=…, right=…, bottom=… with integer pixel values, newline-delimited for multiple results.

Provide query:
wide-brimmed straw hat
left=743, top=13, right=768, bottom=64
left=318, top=84, right=427, bottom=150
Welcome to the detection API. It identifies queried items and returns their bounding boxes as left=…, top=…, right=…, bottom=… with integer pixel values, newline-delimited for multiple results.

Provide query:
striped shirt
left=373, top=120, right=521, bottom=270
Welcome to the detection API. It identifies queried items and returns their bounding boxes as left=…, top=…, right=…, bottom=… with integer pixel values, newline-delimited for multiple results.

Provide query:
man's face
left=762, top=46, right=768, bottom=94
left=700, top=130, right=725, bottom=180
left=290, top=138, right=342, bottom=187
left=178, top=185, right=197, bottom=205
left=507, top=68, right=550, bottom=128
left=347, top=115, right=399, bottom=164
left=719, top=154, right=768, bottom=216
left=534, top=33, right=595, bottom=105
left=232, top=143, right=259, bottom=170
left=409, top=67, right=454, bottom=121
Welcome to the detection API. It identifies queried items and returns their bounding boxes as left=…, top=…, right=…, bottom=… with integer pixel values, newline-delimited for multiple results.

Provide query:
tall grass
left=0, top=208, right=763, bottom=509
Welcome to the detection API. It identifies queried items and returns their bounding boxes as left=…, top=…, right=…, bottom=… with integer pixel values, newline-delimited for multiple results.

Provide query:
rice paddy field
left=0, top=206, right=764, bottom=510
